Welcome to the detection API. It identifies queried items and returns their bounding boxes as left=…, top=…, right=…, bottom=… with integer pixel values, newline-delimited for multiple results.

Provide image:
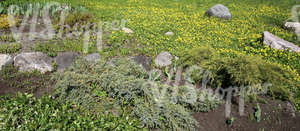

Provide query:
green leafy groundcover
left=0, top=93, right=143, bottom=130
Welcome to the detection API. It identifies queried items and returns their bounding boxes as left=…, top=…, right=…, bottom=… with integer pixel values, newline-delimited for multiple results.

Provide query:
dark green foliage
left=180, top=47, right=300, bottom=105
left=0, top=93, right=144, bottom=130
left=52, top=58, right=221, bottom=130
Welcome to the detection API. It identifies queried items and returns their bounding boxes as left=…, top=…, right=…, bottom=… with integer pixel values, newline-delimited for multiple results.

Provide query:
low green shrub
left=52, top=58, right=221, bottom=130
left=180, top=46, right=300, bottom=107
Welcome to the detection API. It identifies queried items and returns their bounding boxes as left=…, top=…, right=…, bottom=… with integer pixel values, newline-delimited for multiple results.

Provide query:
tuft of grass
left=0, top=43, right=21, bottom=54
left=254, top=103, right=262, bottom=122
left=0, top=34, right=16, bottom=42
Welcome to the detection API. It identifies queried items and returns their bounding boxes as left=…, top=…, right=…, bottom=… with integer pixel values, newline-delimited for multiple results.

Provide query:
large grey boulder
left=84, top=53, right=102, bottom=63
left=132, top=55, right=152, bottom=71
left=263, top=31, right=300, bottom=53
left=14, top=52, right=53, bottom=73
left=154, top=52, right=172, bottom=67
left=55, top=52, right=79, bottom=71
left=206, top=4, right=232, bottom=20
left=0, top=54, right=13, bottom=70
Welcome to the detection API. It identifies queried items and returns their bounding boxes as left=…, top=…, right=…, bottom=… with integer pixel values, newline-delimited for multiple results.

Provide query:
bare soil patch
left=0, top=66, right=54, bottom=97
left=195, top=97, right=300, bottom=131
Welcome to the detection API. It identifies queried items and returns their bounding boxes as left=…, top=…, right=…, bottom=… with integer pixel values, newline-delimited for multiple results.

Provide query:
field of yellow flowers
left=80, top=0, right=300, bottom=107
left=81, top=0, right=300, bottom=71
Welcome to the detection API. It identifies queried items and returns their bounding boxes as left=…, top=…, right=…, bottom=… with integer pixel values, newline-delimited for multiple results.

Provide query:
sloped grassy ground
left=85, top=0, right=300, bottom=108
left=1, top=0, right=300, bottom=130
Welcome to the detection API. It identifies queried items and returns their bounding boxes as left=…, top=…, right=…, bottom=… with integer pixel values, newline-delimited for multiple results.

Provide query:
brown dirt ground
left=0, top=67, right=55, bottom=97
left=194, top=97, right=300, bottom=131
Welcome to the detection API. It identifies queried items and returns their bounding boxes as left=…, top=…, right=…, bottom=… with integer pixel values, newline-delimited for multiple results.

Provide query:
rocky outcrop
left=14, top=52, right=53, bottom=73
left=263, top=31, right=300, bottom=53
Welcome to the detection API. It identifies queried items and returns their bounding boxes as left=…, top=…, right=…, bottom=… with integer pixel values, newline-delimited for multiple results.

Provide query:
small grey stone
left=174, top=56, right=179, bottom=61
left=55, top=52, right=79, bottom=71
left=0, top=54, right=13, bottom=70
left=14, top=52, right=53, bottom=73
left=84, top=53, right=102, bottom=63
left=165, top=32, right=174, bottom=36
left=284, top=22, right=300, bottom=31
left=287, top=102, right=296, bottom=117
left=121, top=27, right=134, bottom=34
left=263, top=31, right=300, bottom=52
left=132, top=55, right=152, bottom=71
left=206, top=4, right=232, bottom=20
left=284, top=22, right=300, bottom=36
left=154, top=52, right=172, bottom=67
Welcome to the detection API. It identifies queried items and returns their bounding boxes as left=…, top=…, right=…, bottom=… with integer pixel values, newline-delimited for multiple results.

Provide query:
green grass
left=33, top=39, right=98, bottom=56
left=0, top=43, right=21, bottom=54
